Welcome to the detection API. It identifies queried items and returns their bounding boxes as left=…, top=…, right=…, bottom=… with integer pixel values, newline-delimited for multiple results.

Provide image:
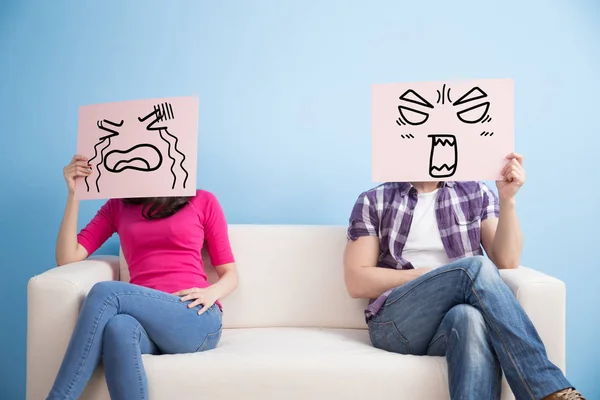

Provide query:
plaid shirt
left=347, top=181, right=500, bottom=320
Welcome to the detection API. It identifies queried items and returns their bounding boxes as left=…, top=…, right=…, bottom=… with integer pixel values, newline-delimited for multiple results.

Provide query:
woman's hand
left=173, top=287, right=220, bottom=315
left=64, top=155, right=91, bottom=194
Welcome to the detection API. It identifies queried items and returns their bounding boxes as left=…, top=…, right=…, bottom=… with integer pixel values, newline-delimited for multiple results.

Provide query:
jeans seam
left=428, top=332, right=445, bottom=349
left=369, top=321, right=411, bottom=354
left=390, top=321, right=411, bottom=354
left=109, top=290, right=184, bottom=304
left=385, top=267, right=465, bottom=307
left=196, top=327, right=222, bottom=352
left=64, top=294, right=113, bottom=397
left=464, top=267, right=536, bottom=400
left=134, top=324, right=146, bottom=400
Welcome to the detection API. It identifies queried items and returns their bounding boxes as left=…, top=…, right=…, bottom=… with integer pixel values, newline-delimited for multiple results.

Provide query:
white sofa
left=27, top=225, right=566, bottom=400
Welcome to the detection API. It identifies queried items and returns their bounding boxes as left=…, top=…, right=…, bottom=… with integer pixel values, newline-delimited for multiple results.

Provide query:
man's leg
left=102, top=314, right=160, bottom=400
left=368, top=256, right=571, bottom=400
left=427, top=304, right=502, bottom=400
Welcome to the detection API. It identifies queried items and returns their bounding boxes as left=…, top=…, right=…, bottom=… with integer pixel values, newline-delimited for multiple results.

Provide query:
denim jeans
left=368, top=256, right=571, bottom=400
left=47, top=281, right=223, bottom=400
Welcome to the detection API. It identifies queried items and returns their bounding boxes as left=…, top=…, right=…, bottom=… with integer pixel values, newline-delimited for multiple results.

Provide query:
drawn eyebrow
left=399, top=89, right=434, bottom=109
left=452, top=87, right=487, bottom=106
left=137, top=108, right=165, bottom=131
left=102, top=119, right=124, bottom=127
left=97, top=119, right=124, bottom=140
left=138, top=108, right=160, bottom=123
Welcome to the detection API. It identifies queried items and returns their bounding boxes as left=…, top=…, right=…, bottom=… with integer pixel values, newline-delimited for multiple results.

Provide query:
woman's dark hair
left=122, top=196, right=192, bottom=220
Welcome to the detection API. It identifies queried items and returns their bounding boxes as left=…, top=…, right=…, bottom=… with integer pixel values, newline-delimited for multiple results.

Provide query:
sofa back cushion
left=119, top=224, right=368, bottom=329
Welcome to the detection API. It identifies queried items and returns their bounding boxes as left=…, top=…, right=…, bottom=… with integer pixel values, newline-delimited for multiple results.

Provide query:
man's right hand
left=63, top=155, right=91, bottom=194
left=410, top=267, right=434, bottom=280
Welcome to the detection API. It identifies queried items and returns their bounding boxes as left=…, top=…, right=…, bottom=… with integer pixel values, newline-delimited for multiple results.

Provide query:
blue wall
left=1, top=0, right=599, bottom=398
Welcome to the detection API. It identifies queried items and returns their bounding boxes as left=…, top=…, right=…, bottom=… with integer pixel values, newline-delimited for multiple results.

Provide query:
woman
left=47, top=155, right=238, bottom=400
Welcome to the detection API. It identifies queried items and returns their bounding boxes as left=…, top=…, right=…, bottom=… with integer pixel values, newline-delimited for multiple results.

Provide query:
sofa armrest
left=499, top=266, right=566, bottom=372
left=26, top=256, right=119, bottom=400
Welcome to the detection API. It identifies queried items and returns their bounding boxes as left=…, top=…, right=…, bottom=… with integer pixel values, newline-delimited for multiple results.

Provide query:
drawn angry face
left=394, top=84, right=494, bottom=178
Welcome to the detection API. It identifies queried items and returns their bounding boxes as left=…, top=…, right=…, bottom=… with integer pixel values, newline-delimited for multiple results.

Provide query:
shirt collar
left=395, top=181, right=455, bottom=197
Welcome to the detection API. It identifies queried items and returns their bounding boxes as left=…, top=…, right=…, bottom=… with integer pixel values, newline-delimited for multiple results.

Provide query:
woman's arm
left=173, top=191, right=238, bottom=314
left=201, top=191, right=238, bottom=300
left=56, top=155, right=91, bottom=265
left=173, top=263, right=239, bottom=315
left=208, top=262, right=239, bottom=300
left=56, top=155, right=115, bottom=266
left=56, top=193, right=89, bottom=265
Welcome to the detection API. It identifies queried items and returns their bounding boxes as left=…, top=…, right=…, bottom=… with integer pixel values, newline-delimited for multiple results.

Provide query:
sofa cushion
left=120, top=225, right=369, bottom=329
left=82, top=328, right=452, bottom=399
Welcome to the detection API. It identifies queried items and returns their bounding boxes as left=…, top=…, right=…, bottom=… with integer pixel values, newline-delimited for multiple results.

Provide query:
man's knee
left=446, top=304, right=486, bottom=336
left=463, top=256, right=499, bottom=279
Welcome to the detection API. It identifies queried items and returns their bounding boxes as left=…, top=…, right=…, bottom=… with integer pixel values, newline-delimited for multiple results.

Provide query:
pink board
left=75, top=96, right=199, bottom=200
left=372, top=79, right=514, bottom=182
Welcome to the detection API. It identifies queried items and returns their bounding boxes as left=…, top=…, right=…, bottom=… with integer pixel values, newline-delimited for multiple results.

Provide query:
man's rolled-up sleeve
left=347, top=192, right=379, bottom=241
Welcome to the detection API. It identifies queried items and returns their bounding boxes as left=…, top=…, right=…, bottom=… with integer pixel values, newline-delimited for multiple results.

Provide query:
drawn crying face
left=396, top=85, right=493, bottom=178
left=85, top=103, right=189, bottom=194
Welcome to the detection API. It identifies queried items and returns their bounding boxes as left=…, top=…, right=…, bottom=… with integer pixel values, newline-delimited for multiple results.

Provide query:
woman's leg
left=426, top=304, right=502, bottom=400
left=102, top=314, right=160, bottom=400
left=368, top=256, right=571, bottom=400
left=47, top=281, right=222, bottom=400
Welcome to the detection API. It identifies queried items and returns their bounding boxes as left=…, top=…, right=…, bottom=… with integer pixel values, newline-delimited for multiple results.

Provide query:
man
left=343, top=153, right=584, bottom=400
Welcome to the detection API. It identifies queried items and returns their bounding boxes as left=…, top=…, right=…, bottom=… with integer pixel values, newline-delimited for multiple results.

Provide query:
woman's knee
left=103, top=315, right=139, bottom=347
left=86, top=281, right=126, bottom=303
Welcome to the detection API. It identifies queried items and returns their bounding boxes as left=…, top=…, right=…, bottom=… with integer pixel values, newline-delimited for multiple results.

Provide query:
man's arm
left=481, top=200, right=522, bottom=270
left=343, top=236, right=429, bottom=299
left=481, top=152, right=526, bottom=270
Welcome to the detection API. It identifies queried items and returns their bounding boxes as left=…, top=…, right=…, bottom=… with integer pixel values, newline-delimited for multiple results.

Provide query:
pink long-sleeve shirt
left=77, top=190, right=235, bottom=294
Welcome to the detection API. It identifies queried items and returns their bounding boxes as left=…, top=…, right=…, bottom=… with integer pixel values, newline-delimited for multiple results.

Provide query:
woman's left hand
left=173, top=287, right=220, bottom=315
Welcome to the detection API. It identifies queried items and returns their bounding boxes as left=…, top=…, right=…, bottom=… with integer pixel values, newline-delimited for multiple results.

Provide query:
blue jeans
left=47, top=281, right=223, bottom=400
left=368, top=256, right=571, bottom=400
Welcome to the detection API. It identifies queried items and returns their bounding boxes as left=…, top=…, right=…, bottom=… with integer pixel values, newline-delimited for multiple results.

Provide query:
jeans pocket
left=196, top=327, right=222, bottom=352
left=369, top=320, right=411, bottom=355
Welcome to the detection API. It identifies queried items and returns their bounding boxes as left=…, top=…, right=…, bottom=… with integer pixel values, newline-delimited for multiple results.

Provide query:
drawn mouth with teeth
left=428, top=134, right=458, bottom=178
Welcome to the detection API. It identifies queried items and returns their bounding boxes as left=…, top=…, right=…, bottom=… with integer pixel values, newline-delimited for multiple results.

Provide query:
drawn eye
left=397, top=89, right=433, bottom=126
left=453, top=86, right=490, bottom=124
left=97, top=119, right=124, bottom=140
left=398, top=106, right=430, bottom=125
left=456, top=102, right=490, bottom=124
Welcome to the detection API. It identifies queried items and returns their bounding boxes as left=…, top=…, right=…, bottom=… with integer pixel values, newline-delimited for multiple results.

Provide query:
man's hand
left=496, top=152, right=526, bottom=201
left=173, top=287, right=220, bottom=315
left=412, top=267, right=433, bottom=278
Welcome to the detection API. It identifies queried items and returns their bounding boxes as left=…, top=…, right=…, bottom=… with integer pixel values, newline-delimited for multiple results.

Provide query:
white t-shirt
left=402, top=189, right=451, bottom=269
